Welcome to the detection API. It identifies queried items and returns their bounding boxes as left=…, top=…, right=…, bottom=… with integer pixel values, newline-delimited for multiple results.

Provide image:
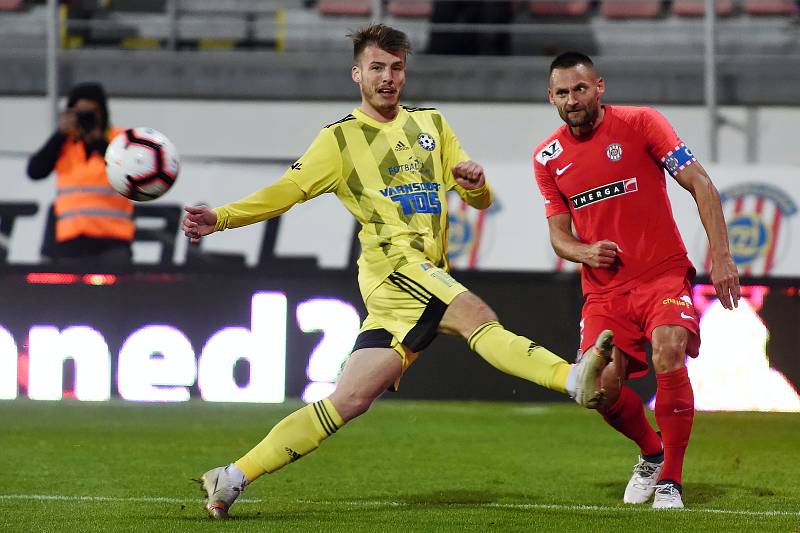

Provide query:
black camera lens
left=76, top=110, right=97, bottom=132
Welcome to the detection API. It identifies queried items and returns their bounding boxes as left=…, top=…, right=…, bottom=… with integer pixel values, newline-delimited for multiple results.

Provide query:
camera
left=76, top=110, right=97, bottom=132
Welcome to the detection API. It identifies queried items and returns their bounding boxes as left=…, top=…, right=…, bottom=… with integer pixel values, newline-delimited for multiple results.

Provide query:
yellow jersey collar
left=352, top=106, right=408, bottom=129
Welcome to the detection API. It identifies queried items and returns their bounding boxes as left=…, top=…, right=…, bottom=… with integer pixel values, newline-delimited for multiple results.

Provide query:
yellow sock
left=234, top=398, right=344, bottom=482
left=468, top=321, right=570, bottom=393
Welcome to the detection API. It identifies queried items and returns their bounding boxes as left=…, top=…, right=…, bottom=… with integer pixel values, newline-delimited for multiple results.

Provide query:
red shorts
left=579, top=267, right=700, bottom=379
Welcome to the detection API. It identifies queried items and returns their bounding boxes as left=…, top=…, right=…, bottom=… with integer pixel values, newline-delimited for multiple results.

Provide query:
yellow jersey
left=215, top=105, right=492, bottom=300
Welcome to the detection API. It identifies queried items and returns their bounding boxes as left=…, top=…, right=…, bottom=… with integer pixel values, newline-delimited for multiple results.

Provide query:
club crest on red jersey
left=606, top=143, right=623, bottom=162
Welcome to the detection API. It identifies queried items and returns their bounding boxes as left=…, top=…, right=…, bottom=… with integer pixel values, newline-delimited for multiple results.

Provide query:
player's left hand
left=710, top=252, right=740, bottom=310
left=452, top=160, right=485, bottom=190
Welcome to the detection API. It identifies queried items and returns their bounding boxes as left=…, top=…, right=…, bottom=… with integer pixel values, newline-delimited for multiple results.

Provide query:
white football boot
left=623, top=456, right=664, bottom=503
left=199, top=464, right=247, bottom=519
left=652, top=481, right=685, bottom=509
left=568, top=329, right=614, bottom=408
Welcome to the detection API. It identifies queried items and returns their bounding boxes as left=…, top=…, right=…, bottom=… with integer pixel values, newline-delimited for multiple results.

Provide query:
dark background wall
left=1, top=268, right=797, bottom=403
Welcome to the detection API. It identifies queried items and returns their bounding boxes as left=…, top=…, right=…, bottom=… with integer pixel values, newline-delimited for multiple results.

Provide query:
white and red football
left=105, top=127, right=180, bottom=201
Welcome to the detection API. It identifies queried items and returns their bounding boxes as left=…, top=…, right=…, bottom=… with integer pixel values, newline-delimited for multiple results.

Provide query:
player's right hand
left=710, top=252, right=740, bottom=310
left=182, top=205, right=218, bottom=243
left=584, top=240, right=621, bottom=268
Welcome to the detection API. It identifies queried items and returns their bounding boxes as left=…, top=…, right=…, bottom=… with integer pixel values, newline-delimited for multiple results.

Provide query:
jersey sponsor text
left=569, top=178, right=638, bottom=209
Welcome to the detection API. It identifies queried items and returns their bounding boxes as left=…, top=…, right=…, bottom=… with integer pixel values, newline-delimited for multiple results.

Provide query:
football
left=105, top=127, right=180, bottom=201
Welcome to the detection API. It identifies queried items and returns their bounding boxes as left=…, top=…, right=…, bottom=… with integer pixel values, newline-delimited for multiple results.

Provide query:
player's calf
left=595, top=346, right=626, bottom=411
left=567, top=329, right=614, bottom=408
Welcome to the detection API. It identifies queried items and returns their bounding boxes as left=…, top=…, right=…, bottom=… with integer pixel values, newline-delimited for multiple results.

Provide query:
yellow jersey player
left=183, top=23, right=614, bottom=519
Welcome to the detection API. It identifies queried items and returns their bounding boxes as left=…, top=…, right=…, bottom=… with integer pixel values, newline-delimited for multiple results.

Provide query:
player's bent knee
left=329, top=392, right=375, bottom=422
left=651, top=326, right=689, bottom=373
left=441, top=291, right=498, bottom=338
left=652, top=343, right=687, bottom=373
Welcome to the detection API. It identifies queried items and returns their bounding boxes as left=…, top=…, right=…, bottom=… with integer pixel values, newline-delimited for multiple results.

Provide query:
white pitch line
left=1, top=494, right=798, bottom=518
left=297, top=500, right=800, bottom=518
left=0, top=494, right=264, bottom=504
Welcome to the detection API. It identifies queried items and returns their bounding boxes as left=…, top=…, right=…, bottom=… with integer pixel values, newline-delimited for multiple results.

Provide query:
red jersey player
left=534, top=52, right=740, bottom=509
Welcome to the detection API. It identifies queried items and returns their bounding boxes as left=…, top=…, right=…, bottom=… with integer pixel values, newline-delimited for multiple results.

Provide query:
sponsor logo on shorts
left=662, top=297, right=692, bottom=308
left=570, top=178, right=638, bottom=209
left=429, top=270, right=457, bottom=287
left=680, top=312, right=695, bottom=321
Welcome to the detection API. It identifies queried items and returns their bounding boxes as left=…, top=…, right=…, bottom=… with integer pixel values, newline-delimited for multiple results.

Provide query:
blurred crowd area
left=2, top=1, right=799, bottom=103
left=1, top=0, right=799, bottom=56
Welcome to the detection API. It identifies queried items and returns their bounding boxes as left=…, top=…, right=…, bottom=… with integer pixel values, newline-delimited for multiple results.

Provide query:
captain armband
left=661, top=143, right=697, bottom=177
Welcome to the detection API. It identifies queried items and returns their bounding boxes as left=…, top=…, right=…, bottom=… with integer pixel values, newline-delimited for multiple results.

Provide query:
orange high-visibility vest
left=53, top=127, right=134, bottom=243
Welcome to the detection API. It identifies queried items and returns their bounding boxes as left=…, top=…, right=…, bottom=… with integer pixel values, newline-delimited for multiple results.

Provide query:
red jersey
left=533, top=105, right=694, bottom=295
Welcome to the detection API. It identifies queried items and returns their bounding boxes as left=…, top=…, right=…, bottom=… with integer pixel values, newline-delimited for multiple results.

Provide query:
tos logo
left=711, top=183, right=797, bottom=275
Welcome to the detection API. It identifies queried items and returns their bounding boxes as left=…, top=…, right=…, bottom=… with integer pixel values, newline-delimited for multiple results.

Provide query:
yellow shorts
left=352, top=260, right=468, bottom=382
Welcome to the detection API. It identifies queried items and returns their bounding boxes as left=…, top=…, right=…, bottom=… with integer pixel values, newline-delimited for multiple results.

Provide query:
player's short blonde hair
left=348, top=24, right=411, bottom=62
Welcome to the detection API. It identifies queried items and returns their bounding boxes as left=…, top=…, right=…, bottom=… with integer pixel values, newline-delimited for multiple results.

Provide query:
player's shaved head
left=348, top=24, right=411, bottom=63
left=549, top=52, right=597, bottom=76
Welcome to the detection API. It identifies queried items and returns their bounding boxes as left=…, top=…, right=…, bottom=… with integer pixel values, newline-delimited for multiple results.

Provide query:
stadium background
left=0, top=0, right=798, bottom=410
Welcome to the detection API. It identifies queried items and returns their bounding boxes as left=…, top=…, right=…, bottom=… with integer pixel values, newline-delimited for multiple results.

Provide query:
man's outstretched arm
left=182, top=177, right=306, bottom=241
left=672, top=162, right=740, bottom=309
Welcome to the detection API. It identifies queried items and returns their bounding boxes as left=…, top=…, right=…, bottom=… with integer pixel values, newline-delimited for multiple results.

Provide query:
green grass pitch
left=1, top=399, right=798, bottom=532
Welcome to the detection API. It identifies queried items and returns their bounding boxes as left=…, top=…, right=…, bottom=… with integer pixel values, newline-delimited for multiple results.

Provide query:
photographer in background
left=27, top=82, right=134, bottom=266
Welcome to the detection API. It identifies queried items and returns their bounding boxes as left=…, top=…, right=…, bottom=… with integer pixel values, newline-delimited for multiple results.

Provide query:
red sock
left=601, top=386, right=663, bottom=457
left=654, top=366, right=694, bottom=485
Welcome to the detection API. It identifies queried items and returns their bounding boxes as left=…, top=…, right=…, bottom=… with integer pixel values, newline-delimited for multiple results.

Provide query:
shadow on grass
left=176, top=510, right=319, bottom=523
left=397, top=489, right=532, bottom=506
left=593, top=479, right=775, bottom=505
left=175, top=489, right=545, bottom=522
left=172, top=483, right=780, bottom=524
